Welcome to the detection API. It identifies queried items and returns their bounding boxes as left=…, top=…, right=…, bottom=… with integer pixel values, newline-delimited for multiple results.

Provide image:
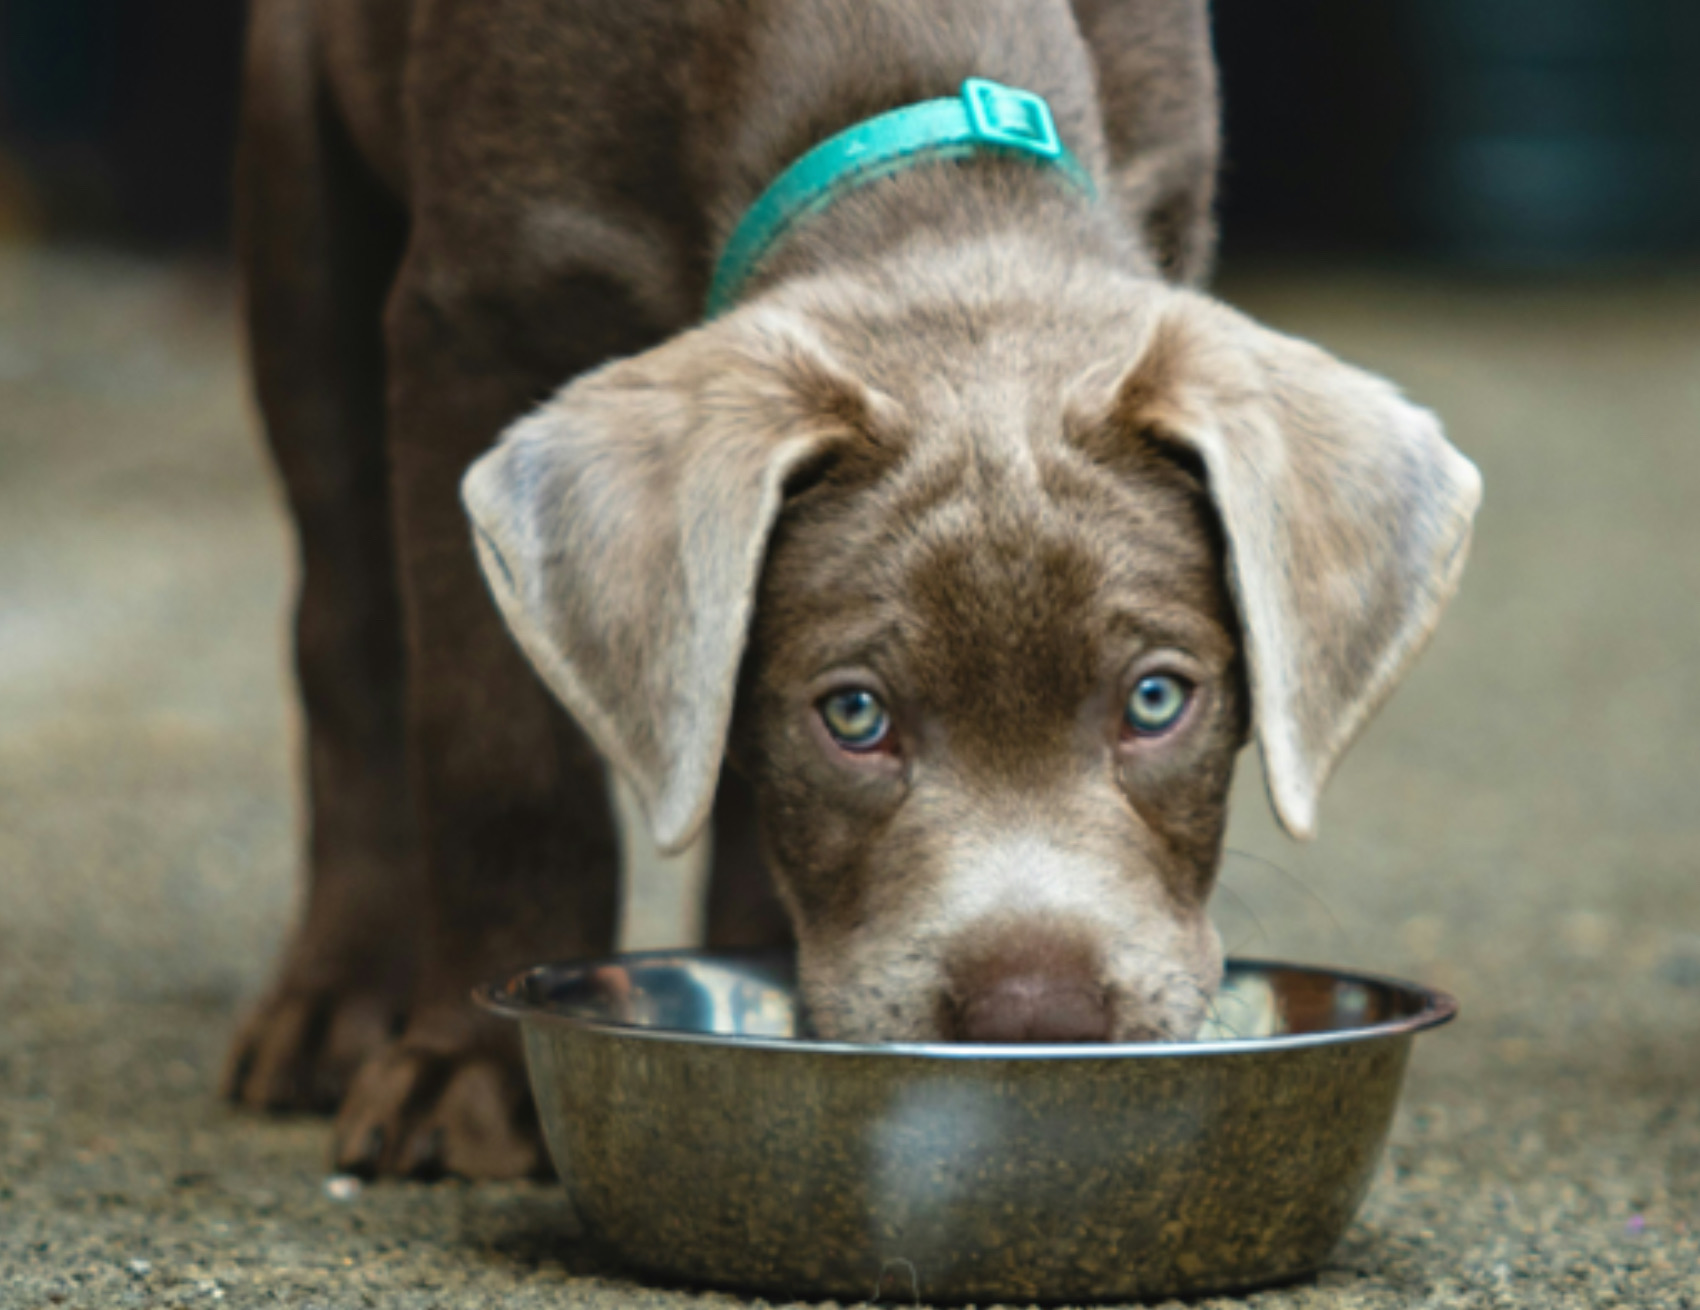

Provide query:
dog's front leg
left=328, top=236, right=668, bottom=1179
left=225, top=0, right=424, bottom=1119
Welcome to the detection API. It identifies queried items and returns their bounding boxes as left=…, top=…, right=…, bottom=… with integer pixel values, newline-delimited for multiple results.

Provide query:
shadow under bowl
left=478, top=951, right=1454, bottom=1304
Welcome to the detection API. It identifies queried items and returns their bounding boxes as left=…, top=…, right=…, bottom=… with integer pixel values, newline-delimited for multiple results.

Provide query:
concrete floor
left=2, top=246, right=1699, bottom=1308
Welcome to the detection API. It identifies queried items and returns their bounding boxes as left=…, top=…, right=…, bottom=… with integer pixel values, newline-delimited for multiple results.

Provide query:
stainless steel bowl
left=478, top=951, right=1455, bottom=1304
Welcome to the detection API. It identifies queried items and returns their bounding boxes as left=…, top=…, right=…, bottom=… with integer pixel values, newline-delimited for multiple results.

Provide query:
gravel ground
left=2, top=247, right=1699, bottom=1308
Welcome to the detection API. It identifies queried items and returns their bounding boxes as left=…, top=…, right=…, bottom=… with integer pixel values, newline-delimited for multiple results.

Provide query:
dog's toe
left=313, top=995, right=401, bottom=1109
left=432, top=1057, right=543, bottom=1179
left=331, top=1018, right=543, bottom=1181
left=332, top=1044, right=425, bottom=1177
left=225, top=987, right=403, bottom=1115
left=225, top=994, right=325, bottom=1111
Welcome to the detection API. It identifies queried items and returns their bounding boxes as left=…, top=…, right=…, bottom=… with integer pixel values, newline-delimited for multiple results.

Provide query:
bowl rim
left=474, top=949, right=1458, bottom=1060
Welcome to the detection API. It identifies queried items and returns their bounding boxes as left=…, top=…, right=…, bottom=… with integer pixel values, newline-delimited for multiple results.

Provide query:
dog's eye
left=818, top=689, right=891, bottom=751
left=1124, top=673, right=1191, bottom=736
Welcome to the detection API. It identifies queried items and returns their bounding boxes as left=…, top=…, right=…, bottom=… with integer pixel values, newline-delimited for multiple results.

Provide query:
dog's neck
left=690, top=0, right=1155, bottom=311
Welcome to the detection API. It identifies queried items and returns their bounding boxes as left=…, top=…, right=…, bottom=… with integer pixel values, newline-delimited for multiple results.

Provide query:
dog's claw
left=332, top=1019, right=544, bottom=1180
left=222, top=1040, right=258, bottom=1108
left=401, top=1127, right=444, bottom=1180
left=335, top=1123, right=387, bottom=1179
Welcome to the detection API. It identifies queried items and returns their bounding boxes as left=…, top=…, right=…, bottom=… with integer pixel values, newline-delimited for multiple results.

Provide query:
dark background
left=2, top=0, right=1698, bottom=266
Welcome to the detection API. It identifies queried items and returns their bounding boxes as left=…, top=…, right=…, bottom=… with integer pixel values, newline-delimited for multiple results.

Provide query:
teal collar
left=705, top=78, right=1096, bottom=318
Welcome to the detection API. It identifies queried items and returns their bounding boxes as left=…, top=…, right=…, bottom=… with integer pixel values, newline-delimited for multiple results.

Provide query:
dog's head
left=461, top=252, right=1480, bottom=1043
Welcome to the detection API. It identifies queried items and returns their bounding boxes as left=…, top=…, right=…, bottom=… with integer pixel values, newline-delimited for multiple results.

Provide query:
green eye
left=819, top=688, right=891, bottom=751
left=1125, top=673, right=1191, bottom=735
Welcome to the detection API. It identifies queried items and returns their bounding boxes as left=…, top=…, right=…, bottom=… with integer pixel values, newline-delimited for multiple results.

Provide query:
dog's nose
left=954, top=973, right=1111, bottom=1043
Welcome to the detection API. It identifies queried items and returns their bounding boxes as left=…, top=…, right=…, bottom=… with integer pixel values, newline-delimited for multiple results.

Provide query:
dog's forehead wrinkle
left=760, top=411, right=1237, bottom=720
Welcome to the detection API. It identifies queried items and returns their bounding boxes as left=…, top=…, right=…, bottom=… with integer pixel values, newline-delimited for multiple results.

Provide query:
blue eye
left=1125, top=674, right=1191, bottom=735
left=819, top=689, right=891, bottom=751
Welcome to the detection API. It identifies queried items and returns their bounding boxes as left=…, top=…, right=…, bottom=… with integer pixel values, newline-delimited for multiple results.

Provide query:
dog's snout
left=944, top=921, right=1113, bottom=1043
left=953, top=971, right=1111, bottom=1043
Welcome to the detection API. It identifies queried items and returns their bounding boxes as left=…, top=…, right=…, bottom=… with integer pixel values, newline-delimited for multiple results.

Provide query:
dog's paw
left=224, top=983, right=404, bottom=1115
left=331, top=1011, right=544, bottom=1180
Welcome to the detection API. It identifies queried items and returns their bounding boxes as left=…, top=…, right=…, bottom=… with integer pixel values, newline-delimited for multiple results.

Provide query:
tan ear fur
left=460, top=308, right=883, bottom=853
left=1104, top=290, right=1482, bottom=839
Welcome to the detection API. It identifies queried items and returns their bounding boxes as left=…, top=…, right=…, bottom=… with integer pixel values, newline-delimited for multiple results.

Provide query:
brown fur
left=230, top=0, right=1480, bottom=1179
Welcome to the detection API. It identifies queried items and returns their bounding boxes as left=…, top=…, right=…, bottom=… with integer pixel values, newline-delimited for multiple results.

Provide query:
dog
left=226, top=0, right=1481, bottom=1180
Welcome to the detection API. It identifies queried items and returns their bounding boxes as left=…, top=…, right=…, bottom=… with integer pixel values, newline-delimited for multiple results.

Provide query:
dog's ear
left=1078, top=289, right=1482, bottom=839
left=461, top=308, right=888, bottom=853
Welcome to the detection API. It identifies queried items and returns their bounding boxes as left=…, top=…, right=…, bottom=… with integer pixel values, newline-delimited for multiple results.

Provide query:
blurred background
left=3, top=0, right=1698, bottom=261
left=3, top=3, right=1699, bottom=1307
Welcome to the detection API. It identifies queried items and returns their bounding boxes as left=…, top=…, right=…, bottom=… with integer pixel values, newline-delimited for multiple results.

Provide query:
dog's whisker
left=1210, top=878, right=1268, bottom=955
left=1204, top=998, right=1244, bottom=1040
left=1182, top=982, right=1243, bottom=1040
left=1221, top=848, right=1347, bottom=943
left=1154, top=975, right=1235, bottom=1040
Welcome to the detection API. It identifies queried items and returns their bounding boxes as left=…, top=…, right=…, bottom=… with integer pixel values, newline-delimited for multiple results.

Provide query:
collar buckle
left=961, top=78, right=1063, bottom=161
